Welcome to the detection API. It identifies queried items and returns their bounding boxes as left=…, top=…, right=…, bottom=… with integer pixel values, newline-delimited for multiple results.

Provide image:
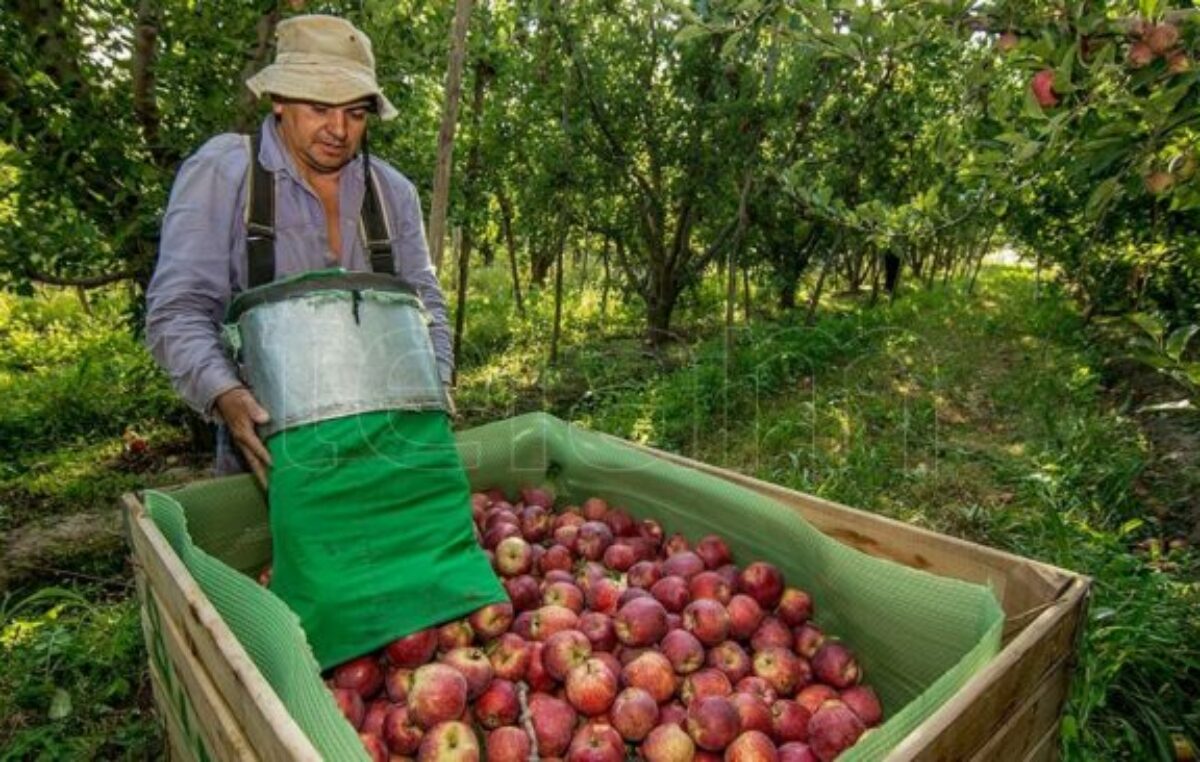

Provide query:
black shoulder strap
left=246, top=126, right=275, bottom=289
left=245, top=127, right=396, bottom=286
left=361, top=161, right=395, bottom=276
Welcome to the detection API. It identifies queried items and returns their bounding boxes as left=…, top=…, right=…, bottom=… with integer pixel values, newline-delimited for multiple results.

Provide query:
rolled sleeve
left=378, top=168, right=455, bottom=385
left=145, top=134, right=247, bottom=418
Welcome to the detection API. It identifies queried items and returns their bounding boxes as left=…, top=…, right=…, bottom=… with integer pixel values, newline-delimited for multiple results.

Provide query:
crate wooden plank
left=887, top=579, right=1086, bottom=761
left=1023, top=720, right=1063, bottom=762
left=125, top=494, right=321, bottom=762
left=968, top=656, right=1071, bottom=761
left=146, top=583, right=260, bottom=762
left=621, top=439, right=1078, bottom=620
left=150, top=660, right=200, bottom=762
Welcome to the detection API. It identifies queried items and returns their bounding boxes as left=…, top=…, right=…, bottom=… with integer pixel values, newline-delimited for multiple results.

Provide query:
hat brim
left=246, top=63, right=398, bottom=121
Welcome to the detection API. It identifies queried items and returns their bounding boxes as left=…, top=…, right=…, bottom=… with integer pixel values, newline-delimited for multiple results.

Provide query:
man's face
left=272, top=99, right=372, bottom=175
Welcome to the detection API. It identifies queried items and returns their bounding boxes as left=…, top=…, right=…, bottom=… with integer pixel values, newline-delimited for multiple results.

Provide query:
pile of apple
left=318, top=486, right=884, bottom=761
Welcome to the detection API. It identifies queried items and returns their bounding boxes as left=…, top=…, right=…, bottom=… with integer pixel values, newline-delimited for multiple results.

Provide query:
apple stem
left=516, top=679, right=540, bottom=761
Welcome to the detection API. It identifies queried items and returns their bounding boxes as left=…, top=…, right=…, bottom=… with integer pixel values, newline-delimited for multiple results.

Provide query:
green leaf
left=1129, top=312, right=1165, bottom=345
left=1054, top=44, right=1076, bottom=92
left=1086, top=177, right=1120, bottom=218
left=49, top=688, right=72, bottom=720
left=674, top=25, right=710, bottom=45
left=1165, top=325, right=1199, bottom=362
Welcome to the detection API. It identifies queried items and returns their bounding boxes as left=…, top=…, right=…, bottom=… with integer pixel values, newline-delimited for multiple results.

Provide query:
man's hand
left=215, top=386, right=272, bottom=486
left=444, top=384, right=459, bottom=422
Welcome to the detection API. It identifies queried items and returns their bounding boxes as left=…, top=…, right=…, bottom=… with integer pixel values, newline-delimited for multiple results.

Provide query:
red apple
left=469, top=602, right=515, bottom=639
left=408, top=663, right=469, bottom=730
left=839, top=685, right=882, bottom=727
left=811, top=643, right=860, bottom=689
left=995, top=30, right=1019, bottom=53
left=486, top=726, right=531, bottom=762
left=726, top=730, right=779, bottom=762
left=579, top=611, right=618, bottom=652
left=627, top=561, right=662, bottom=589
left=257, top=564, right=272, bottom=587
left=529, top=693, right=578, bottom=757
left=603, top=509, right=637, bottom=538
left=715, top=564, right=741, bottom=590
left=793, top=625, right=825, bottom=659
left=777, top=742, right=819, bottom=762
left=615, top=597, right=669, bottom=647
left=707, top=641, right=752, bottom=683
left=611, top=687, right=659, bottom=742
left=795, top=685, right=839, bottom=716
left=602, top=542, right=638, bottom=572
left=1168, top=51, right=1191, bottom=74
left=511, top=611, right=535, bottom=640
left=775, top=589, right=813, bottom=627
left=544, top=630, right=594, bottom=681
left=1030, top=69, right=1058, bottom=108
left=727, top=595, right=765, bottom=642
left=753, top=646, right=805, bottom=697
left=582, top=496, right=609, bottom=520
left=540, top=545, right=574, bottom=575
left=566, top=658, right=619, bottom=716
left=546, top=569, right=577, bottom=587
left=363, top=698, right=390, bottom=737
left=333, top=687, right=365, bottom=728
left=639, top=518, right=664, bottom=544
left=553, top=508, right=585, bottom=530
left=504, top=575, right=542, bottom=612
left=417, top=719, right=480, bottom=761
left=521, top=485, right=555, bottom=509
left=474, top=678, right=520, bottom=729
left=495, top=536, right=534, bottom=577
left=471, top=492, right=492, bottom=512
left=695, top=535, right=733, bottom=570
left=731, top=692, right=773, bottom=734
left=681, top=668, right=733, bottom=706
left=488, top=633, right=530, bottom=682
left=618, top=587, right=653, bottom=608
left=684, top=599, right=730, bottom=646
left=543, top=581, right=586, bottom=613
left=333, top=656, right=384, bottom=700
left=483, top=523, right=522, bottom=550
left=360, top=731, right=388, bottom=762
left=530, top=605, right=581, bottom=641
left=661, top=629, right=706, bottom=674
left=384, top=667, right=414, bottom=703
left=554, top=524, right=581, bottom=552
left=660, top=701, right=688, bottom=727
left=663, top=551, right=706, bottom=579
left=1128, top=40, right=1154, bottom=68
left=437, top=620, right=475, bottom=652
left=686, top=695, right=741, bottom=751
left=519, top=505, right=552, bottom=542
left=383, top=705, right=424, bottom=755
left=526, top=643, right=556, bottom=692
left=484, top=509, right=519, bottom=533
left=621, top=651, right=678, bottom=703
left=807, top=701, right=864, bottom=761
left=664, top=533, right=691, bottom=555
left=1145, top=22, right=1179, bottom=55
left=739, top=563, right=784, bottom=610
left=690, top=571, right=733, bottom=604
left=593, top=651, right=623, bottom=683
left=650, top=576, right=691, bottom=613
left=751, top=617, right=793, bottom=652
left=770, top=700, right=812, bottom=744
left=736, top=676, right=778, bottom=705
left=642, top=723, right=696, bottom=762
left=586, top=577, right=625, bottom=615
left=567, top=721, right=625, bottom=762
left=440, top=647, right=493, bottom=699
left=578, top=521, right=615, bottom=561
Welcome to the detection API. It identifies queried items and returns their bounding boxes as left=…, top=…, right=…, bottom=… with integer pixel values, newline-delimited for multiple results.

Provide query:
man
left=145, top=15, right=505, bottom=671
left=146, top=14, right=454, bottom=481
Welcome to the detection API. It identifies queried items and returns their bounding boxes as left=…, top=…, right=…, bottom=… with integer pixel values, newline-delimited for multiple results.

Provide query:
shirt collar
left=257, top=115, right=365, bottom=186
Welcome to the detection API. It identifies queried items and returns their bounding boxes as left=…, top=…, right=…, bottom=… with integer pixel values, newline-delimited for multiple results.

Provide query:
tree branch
left=25, top=267, right=136, bottom=289
left=132, top=0, right=170, bottom=168
left=234, top=4, right=283, bottom=133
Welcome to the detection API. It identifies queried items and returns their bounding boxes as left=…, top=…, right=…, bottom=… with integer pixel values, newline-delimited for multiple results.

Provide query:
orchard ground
left=1, top=263, right=1197, bottom=760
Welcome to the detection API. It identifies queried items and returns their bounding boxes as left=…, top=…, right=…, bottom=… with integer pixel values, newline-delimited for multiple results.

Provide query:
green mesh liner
left=143, top=412, right=1003, bottom=760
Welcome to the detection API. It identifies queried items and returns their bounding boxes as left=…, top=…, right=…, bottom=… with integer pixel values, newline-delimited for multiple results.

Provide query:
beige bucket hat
left=245, top=15, right=397, bottom=121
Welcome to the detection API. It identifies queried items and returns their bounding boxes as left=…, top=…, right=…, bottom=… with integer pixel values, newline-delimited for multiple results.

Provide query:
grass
left=1, top=265, right=1197, bottom=759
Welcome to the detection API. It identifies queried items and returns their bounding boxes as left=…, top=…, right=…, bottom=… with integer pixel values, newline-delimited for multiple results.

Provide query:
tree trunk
left=600, top=238, right=611, bottom=321
left=742, top=267, right=751, bottom=323
left=234, top=5, right=282, bottom=133
left=452, top=226, right=469, bottom=382
left=426, top=0, right=474, bottom=272
left=496, top=188, right=524, bottom=315
left=550, top=228, right=566, bottom=365
left=805, top=245, right=838, bottom=326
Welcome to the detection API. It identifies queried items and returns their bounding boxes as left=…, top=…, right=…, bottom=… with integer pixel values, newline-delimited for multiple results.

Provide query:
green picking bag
left=224, top=269, right=505, bottom=668
left=267, top=411, right=506, bottom=669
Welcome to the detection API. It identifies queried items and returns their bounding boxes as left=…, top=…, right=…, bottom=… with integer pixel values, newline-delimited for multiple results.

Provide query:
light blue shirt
left=145, top=116, right=453, bottom=421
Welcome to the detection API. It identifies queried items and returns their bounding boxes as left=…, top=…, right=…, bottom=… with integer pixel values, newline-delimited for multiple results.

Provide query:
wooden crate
left=123, top=442, right=1089, bottom=762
